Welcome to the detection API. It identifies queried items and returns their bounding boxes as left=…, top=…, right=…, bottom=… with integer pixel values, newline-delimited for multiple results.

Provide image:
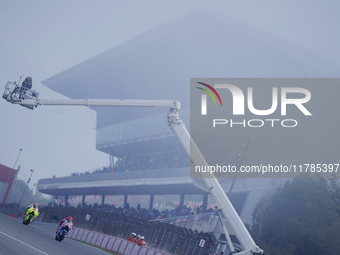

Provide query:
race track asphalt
left=0, top=214, right=110, bottom=255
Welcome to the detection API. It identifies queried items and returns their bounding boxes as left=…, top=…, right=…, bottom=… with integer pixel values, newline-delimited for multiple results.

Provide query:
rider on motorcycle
left=24, top=203, right=39, bottom=221
left=55, top=216, right=74, bottom=240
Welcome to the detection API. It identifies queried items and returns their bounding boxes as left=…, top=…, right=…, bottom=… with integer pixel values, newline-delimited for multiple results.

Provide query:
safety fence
left=0, top=203, right=20, bottom=216
left=32, top=222, right=59, bottom=233
left=152, top=213, right=217, bottom=232
left=40, top=206, right=218, bottom=255
left=70, top=227, right=171, bottom=255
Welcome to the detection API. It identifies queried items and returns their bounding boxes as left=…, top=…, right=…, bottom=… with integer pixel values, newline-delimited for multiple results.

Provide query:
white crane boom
left=18, top=98, right=180, bottom=109
left=2, top=81, right=263, bottom=255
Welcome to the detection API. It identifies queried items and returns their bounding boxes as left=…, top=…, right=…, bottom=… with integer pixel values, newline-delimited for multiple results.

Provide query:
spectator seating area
left=48, top=203, right=214, bottom=221
left=70, top=152, right=190, bottom=176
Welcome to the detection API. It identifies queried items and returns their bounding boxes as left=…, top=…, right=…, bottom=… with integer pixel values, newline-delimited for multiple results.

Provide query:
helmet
left=137, top=235, right=141, bottom=239
left=141, top=236, right=145, bottom=240
left=68, top=216, right=73, bottom=221
left=33, top=203, right=38, bottom=208
left=132, top=232, right=136, bottom=236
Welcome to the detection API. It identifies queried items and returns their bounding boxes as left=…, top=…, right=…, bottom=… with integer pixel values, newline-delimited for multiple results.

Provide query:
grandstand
left=37, top=7, right=340, bottom=230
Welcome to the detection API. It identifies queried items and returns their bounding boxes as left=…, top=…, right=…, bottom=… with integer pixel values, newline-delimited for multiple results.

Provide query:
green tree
left=251, top=174, right=340, bottom=255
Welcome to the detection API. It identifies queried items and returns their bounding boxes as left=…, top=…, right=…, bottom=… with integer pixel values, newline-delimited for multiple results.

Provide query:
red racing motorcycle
left=56, top=221, right=72, bottom=242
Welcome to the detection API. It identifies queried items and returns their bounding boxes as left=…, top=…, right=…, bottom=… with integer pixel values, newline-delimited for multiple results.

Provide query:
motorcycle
left=23, top=208, right=39, bottom=225
left=56, top=221, right=72, bottom=242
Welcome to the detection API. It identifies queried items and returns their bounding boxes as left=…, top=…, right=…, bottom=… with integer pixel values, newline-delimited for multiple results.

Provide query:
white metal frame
left=3, top=83, right=263, bottom=255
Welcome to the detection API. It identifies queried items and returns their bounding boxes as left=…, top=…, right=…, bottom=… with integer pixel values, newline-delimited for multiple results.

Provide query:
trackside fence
left=70, top=227, right=171, bottom=255
left=0, top=203, right=20, bottom=215
left=40, top=206, right=218, bottom=255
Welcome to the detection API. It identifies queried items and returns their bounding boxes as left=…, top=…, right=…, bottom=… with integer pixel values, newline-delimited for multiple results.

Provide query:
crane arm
left=2, top=82, right=180, bottom=110
left=2, top=81, right=263, bottom=254
left=168, top=109, right=263, bottom=254
left=19, top=98, right=180, bottom=109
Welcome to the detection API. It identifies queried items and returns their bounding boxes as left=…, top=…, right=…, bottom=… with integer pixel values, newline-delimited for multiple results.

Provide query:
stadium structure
left=36, top=8, right=340, bottom=228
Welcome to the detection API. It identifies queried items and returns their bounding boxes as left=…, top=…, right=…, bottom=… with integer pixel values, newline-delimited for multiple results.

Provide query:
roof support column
left=82, top=195, right=86, bottom=206
left=149, top=194, right=154, bottom=210
left=65, top=195, right=69, bottom=207
left=124, top=195, right=128, bottom=209
left=110, top=155, right=114, bottom=169
left=203, top=194, right=208, bottom=212
left=180, top=194, right=185, bottom=207
left=102, top=195, right=105, bottom=205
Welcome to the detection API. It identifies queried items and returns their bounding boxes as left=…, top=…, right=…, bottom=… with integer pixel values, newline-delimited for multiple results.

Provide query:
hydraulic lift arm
left=168, top=109, right=263, bottom=255
left=3, top=82, right=263, bottom=254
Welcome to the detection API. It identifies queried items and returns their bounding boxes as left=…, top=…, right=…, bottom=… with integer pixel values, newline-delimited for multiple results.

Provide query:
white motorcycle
left=55, top=221, right=73, bottom=242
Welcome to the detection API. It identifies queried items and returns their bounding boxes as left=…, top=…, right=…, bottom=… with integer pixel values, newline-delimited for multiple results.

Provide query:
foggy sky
left=0, top=0, right=339, bottom=189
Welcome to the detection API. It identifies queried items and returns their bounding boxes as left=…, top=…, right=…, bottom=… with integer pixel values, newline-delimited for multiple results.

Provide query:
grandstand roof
left=41, top=8, right=340, bottom=129
left=37, top=168, right=209, bottom=196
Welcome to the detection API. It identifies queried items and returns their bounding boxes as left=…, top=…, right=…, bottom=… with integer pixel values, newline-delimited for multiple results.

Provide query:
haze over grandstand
left=1, top=0, right=340, bottom=189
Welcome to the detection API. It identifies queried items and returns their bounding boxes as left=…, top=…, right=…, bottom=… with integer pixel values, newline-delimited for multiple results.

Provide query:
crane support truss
left=3, top=81, right=263, bottom=254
